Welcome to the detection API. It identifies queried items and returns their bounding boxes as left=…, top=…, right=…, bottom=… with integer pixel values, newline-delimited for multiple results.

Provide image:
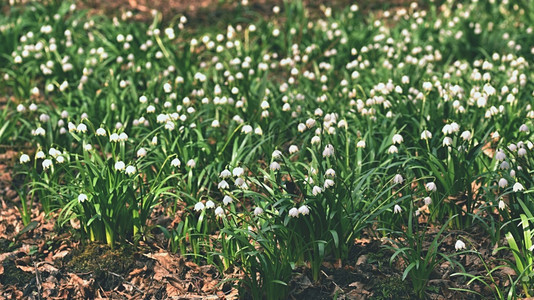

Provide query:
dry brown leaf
left=52, top=250, right=70, bottom=260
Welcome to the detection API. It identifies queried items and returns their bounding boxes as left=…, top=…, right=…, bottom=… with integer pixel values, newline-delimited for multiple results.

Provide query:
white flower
left=96, top=128, right=106, bottom=136
left=298, top=123, right=306, bottom=132
left=218, top=180, right=230, bottom=189
left=298, top=205, right=310, bottom=216
left=220, top=169, right=231, bottom=178
left=137, top=148, right=147, bottom=157
left=42, top=159, right=53, bottom=170
left=186, top=159, right=196, bottom=168
left=56, top=156, right=65, bottom=163
left=288, top=207, right=299, bottom=217
left=498, top=178, right=508, bottom=188
left=78, top=194, right=88, bottom=203
left=232, top=167, right=244, bottom=177
left=519, top=124, right=529, bottom=133
left=325, top=168, right=336, bottom=177
left=455, top=240, right=466, bottom=251
left=125, top=165, right=136, bottom=175
left=272, top=150, right=282, bottom=159
left=115, top=161, right=125, bottom=171
left=311, top=136, right=321, bottom=145
left=324, top=179, right=335, bottom=189
left=513, top=182, right=525, bottom=192
left=215, top=206, right=225, bottom=216
left=460, top=131, right=471, bottom=141
left=205, top=200, right=215, bottom=209
left=422, top=81, right=432, bottom=91
left=425, top=182, right=437, bottom=192
left=270, top=161, right=281, bottom=171
left=34, top=127, right=46, bottom=136
left=36, top=151, right=45, bottom=159
left=77, top=123, right=87, bottom=133
left=495, top=150, right=506, bottom=161
left=423, top=197, right=432, bottom=205
left=498, top=199, right=506, bottom=210
left=254, top=127, right=263, bottom=135
left=443, top=137, right=453, bottom=147
left=194, top=202, right=205, bottom=211
left=393, top=204, right=402, bottom=214
left=323, top=144, right=335, bottom=157
left=109, top=133, right=119, bottom=142
left=254, top=207, right=264, bottom=216
left=499, top=161, right=509, bottom=170
left=357, top=140, right=366, bottom=148
left=223, top=195, right=232, bottom=205
left=420, top=130, right=432, bottom=140
left=312, top=186, right=322, bottom=196
left=518, top=148, right=527, bottom=157
left=393, top=174, right=404, bottom=184
left=171, top=158, right=181, bottom=167
left=306, top=118, right=316, bottom=128
left=387, top=145, right=398, bottom=154
left=289, top=145, right=299, bottom=154
left=118, top=132, right=128, bottom=142
left=19, top=154, right=30, bottom=164
left=241, top=125, right=253, bottom=134
left=211, top=120, right=220, bottom=128
left=392, top=134, right=404, bottom=144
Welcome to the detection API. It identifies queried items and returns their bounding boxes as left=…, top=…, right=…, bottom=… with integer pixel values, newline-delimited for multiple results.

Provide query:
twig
left=107, top=271, right=144, bottom=293
left=34, top=261, right=42, bottom=300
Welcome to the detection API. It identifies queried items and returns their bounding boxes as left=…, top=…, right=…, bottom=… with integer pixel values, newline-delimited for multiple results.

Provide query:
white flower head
left=298, top=205, right=310, bottom=216
left=218, top=180, right=230, bottom=189
left=455, top=239, right=466, bottom=251
left=392, top=134, right=404, bottom=144
left=42, top=159, right=53, bottom=170
left=312, top=186, right=322, bottom=196
left=323, top=144, right=335, bottom=157
left=115, top=161, right=125, bottom=171
left=393, top=204, right=402, bottom=214
left=125, top=165, right=136, bottom=175
left=420, top=130, right=432, bottom=140
left=205, top=200, right=215, bottom=209
left=220, top=169, right=232, bottom=178
left=513, top=182, right=525, bottom=192
left=393, top=174, right=404, bottom=184
left=270, top=161, right=281, bottom=171
left=96, top=128, right=107, bottom=136
left=171, top=158, right=181, bottom=167
left=324, top=179, right=335, bottom=189
left=223, top=195, right=233, bottom=205
left=194, top=202, right=205, bottom=211
left=19, top=154, right=30, bottom=164
left=137, top=148, right=147, bottom=157
left=78, top=193, right=88, bottom=203
left=254, top=207, right=264, bottom=216
left=425, top=182, right=437, bottom=192
left=387, top=145, right=398, bottom=154
left=186, top=159, right=196, bottom=168
left=215, top=206, right=225, bottom=216
left=288, top=207, right=299, bottom=218
left=272, top=150, right=282, bottom=159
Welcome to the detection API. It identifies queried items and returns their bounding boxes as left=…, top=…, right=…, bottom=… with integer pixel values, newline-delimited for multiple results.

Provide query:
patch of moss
left=63, top=243, right=136, bottom=290
left=1, top=259, right=33, bottom=288
left=370, top=276, right=414, bottom=300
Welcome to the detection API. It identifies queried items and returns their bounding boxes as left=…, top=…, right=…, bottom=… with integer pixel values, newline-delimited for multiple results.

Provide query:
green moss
left=0, top=259, right=33, bottom=288
left=370, top=276, right=414, bottom=300
left=63, top=243, right=137, bottom=290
